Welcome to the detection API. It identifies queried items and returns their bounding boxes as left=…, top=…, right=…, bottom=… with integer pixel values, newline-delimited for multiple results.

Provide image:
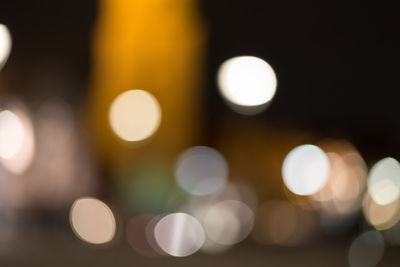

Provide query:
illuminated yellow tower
left=89, top=0, right=205, bottom=168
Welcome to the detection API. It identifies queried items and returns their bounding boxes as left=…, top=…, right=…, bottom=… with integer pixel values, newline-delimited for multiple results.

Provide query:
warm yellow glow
left=0, top=109, right=35, bottom=174
left=363, top=194, right=400, bottom=231
left=217, top=56, right=277, bottom=112
left=368, top=157, right=400, bottom=205
left=0, top=110, right=25, bottom=159
left=109, top=90, right=161, bottom=142
left=282, top=144, right=330, bottom=196
left=0, top=24, right=11, bottom=69
left=175, top=146, right=228, bottom=196
left=154, top=212, right=205, bottom=257
left=70, top=197, right=116, bottom=244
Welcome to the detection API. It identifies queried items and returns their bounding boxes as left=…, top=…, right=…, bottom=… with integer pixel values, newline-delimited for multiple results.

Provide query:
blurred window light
left=0, top=110, right=25, bottom=159
left=368, top=157, right=400, bottom=205
left=217, top=56, right=277, bottom=114
left=70, top=197, right=116, bottom=244
left=109, top=90, right=161, bottom=142
left=282, top=144, right=330, bottom=196
left=348, top=231, right=384, bottom=267
left=154, top=212, right=205, bottom=257
left=0, top=24, right=11, bottom=69
left=175, top=146, right=228, bottom=196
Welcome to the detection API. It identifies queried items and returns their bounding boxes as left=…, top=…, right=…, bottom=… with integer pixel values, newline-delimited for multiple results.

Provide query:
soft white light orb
left=368, top=157, right=400, bottom=205
left=70, top=197, right=116, bottom=244
left=0, top=109, right=35, bottom=174
left=217, top=56, right=277, bottom=110
left=109, top=90, right=161, bottom=142
left=0, top=110, right=25, bottom=159
left=175, top=146, right=228, bottom=196
left=0, top=24, right=11, bottom=69
left=282, top=144, right=330, bottom=196
left=154, top=213, right=205, bottom=257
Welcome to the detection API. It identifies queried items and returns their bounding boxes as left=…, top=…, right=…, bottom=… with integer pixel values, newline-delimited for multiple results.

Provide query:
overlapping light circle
left=175, top=146, right=228, bottom=196
left=282, top=144, right=330, bottom=196
left=368, top=157, right=400, bottom=205
left=154, top=213, right=205, bottom=257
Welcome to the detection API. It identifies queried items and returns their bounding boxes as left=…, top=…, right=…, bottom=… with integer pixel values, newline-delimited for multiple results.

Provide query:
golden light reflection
left=70, top=197, right=116, bottom=244
left=109, top=89, right=161, bottom=142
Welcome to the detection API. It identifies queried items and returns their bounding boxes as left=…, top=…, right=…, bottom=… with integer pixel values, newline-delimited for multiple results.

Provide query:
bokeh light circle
left=0, top=24, right=12, bottom=69
left=0, top=110, right=25, bottom=159
left=154, top=212, right=205, bottom=257
left=282, top=144, right=330, bottom=196
left=368, top=157, right=400, bottom=205
left=348, top=230, right=384, bottom=267
left=202, top=200, right=254, bottom=246
left=175, top=146, right=228, bottom=196
left=109, top=90, right=161, bottom=142
left=217, top=56, right=277, bottom=108
left=70, top=197, right=116, bottom=244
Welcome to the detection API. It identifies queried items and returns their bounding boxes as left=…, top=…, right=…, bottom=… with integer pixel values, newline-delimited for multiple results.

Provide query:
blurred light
left=282, top=144, right=330, bottom=196
left=202, top=200, right=254, bottom=246
left=217, top=56, right=277, bottom=114
left=29, top=101, right=96, bottom=208
left=126, top=214, right=160, bottom=257
left=0, top=108, right=35, bottom=174
left=154, top=212, right=205, bottom=257
left=109, top=90, right=161, bottom=142
left=311, top=149, right=366, bottom=215
left=0, top=110, right=25, bottom=159
left=368, top=157, right=400, bottom=205
left=70, top=197, right=116, bottom=244
left=252, top=200, right=316, bottom=246
left=0, top=24, right=11, bottom=69
left=348, top=231, right=384, bottom=267
left=362, top=193, right=400, bottom=231
left=175, top=146, right=228, bottom=196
